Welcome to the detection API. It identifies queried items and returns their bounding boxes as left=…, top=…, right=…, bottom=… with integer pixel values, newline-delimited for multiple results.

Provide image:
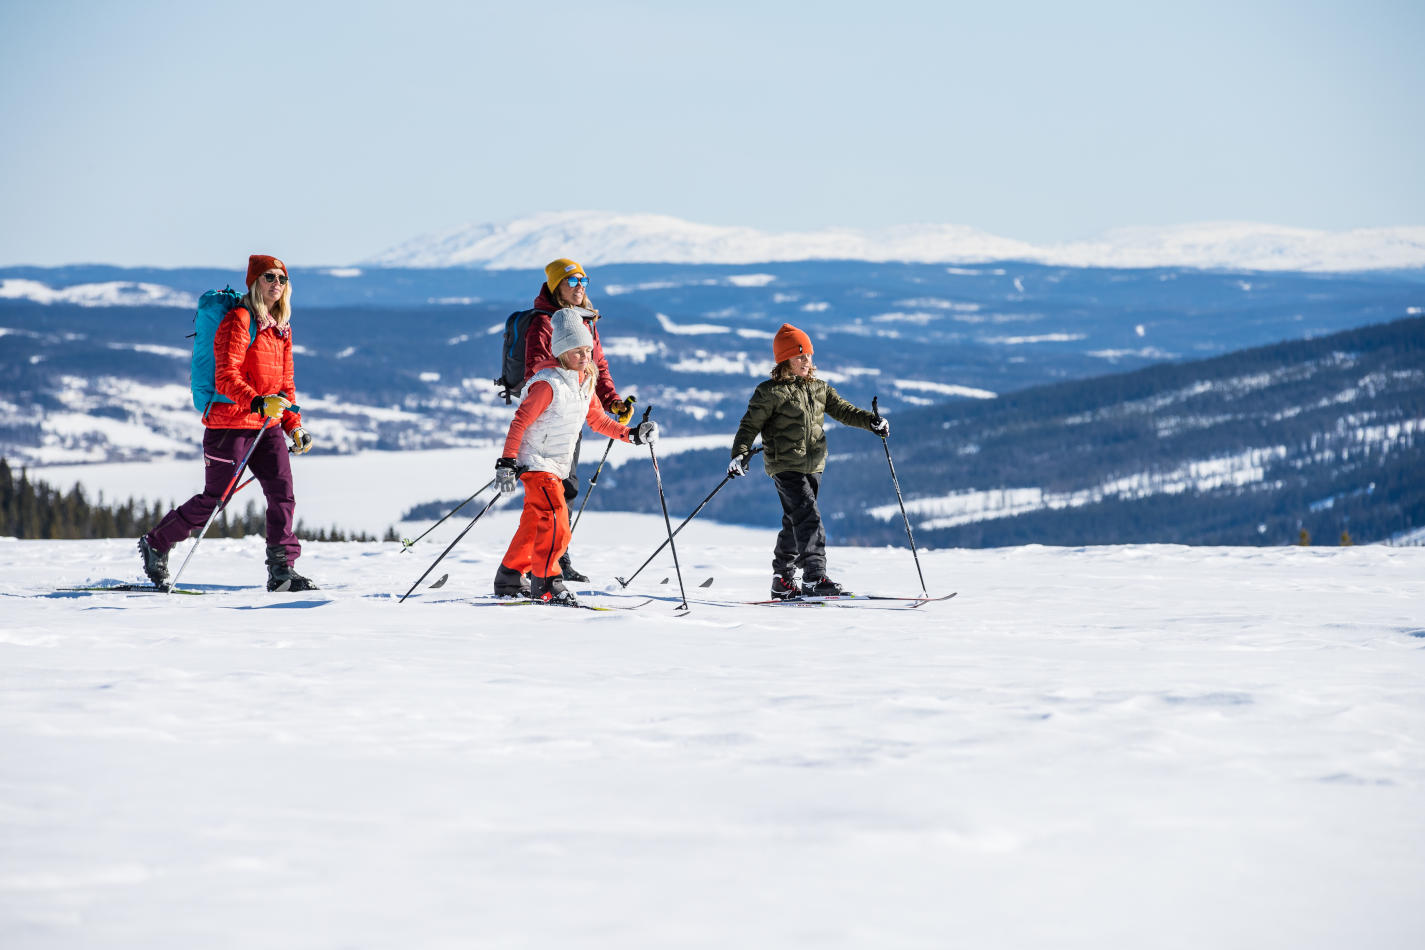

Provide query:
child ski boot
left=531, top=574, right=579, bottom=606
left=770, top=572, right=800, bottom=600
left=800, top=575, right=847, bottom=597
left=493, top=564, right=532, bottom=598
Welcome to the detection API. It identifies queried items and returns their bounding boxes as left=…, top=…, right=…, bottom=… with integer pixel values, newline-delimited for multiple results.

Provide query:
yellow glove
left=251, top=394, right=291, bottom=419
left=610, top=395, right=637, bottom=425
left=289, top=428, right=313, bottom=455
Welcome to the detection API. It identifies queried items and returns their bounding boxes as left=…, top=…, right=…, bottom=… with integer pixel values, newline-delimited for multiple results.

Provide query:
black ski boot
left=559, top=551, right=589, bottom=583
left=770, top=572, right=799, bottom=600
left=531, top=574, right=579, bottom=606
left=800, top=575, right=847, bottom=597
left=137, top=535, right=170, bottom=589
left=265, top=545, right=320, bottom=592
left=493, top=564, right=531, bottom=598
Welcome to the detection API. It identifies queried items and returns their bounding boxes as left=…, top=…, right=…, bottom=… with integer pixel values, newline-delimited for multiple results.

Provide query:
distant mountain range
left=364, top=211, right=1425, bottom=273
left=3, top=261, right=1421, bottom=470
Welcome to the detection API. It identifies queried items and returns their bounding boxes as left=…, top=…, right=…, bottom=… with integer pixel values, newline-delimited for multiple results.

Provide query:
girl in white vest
left=494, top=309, right=659, bottom=605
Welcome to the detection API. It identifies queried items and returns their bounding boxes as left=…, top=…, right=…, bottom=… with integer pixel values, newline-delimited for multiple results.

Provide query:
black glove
left=629, top=419, right=659, bottom=446
left=495, top=457, right=520, bottom=493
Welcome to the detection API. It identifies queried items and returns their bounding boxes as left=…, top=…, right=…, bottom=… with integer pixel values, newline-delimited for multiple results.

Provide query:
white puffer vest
left=517, top=364, right=595, bottom=478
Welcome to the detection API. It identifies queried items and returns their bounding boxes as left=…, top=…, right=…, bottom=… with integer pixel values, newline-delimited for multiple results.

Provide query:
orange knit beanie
left=773, top=323, right=814, bottom=363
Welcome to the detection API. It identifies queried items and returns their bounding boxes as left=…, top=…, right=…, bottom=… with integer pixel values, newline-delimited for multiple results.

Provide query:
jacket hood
left=533, top=285, right=557, bottom=313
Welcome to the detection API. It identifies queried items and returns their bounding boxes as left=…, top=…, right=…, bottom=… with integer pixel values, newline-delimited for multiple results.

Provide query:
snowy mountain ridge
left=366, top=211, right=1425, bottom=273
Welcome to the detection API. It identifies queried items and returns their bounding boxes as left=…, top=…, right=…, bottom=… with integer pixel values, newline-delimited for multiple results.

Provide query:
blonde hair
left=245, top=275, right=292, bottom=327
left=558, top=349, right=601, bottom=391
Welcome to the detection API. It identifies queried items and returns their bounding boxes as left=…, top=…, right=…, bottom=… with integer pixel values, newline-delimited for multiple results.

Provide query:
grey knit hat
left=550, top=307, right=595, bottom=356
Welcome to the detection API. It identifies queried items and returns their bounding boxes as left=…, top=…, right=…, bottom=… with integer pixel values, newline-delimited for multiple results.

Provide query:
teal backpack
left=189, top=287, right=259, bottom=413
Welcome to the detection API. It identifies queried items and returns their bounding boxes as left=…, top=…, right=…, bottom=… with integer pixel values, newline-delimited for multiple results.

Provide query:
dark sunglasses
left=261, top=272, right=289, bottom=285
left=563, top=275, right=589, bottom=288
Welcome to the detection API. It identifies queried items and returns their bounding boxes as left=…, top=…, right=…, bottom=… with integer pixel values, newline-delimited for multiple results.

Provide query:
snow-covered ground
left=2, top=517, right=1423, bottom=949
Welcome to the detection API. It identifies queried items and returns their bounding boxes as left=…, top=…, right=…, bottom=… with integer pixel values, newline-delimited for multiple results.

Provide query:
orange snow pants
left=499, top=471, right=571, bottom=579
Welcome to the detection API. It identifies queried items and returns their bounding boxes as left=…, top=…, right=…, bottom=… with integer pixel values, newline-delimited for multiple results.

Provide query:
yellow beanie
left=544, top=258, right=586, bottom=291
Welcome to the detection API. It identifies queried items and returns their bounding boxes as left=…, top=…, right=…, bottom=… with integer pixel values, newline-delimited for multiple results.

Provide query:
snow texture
left=1, top=503, right=1423, bottom=948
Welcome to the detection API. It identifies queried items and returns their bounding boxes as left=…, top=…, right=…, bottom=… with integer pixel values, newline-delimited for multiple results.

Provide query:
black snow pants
left=771, top=471, right=826, bottom=578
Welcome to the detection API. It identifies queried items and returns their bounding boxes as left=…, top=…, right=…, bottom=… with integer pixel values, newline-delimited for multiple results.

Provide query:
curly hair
left=770, top=358, right=815, bottom=383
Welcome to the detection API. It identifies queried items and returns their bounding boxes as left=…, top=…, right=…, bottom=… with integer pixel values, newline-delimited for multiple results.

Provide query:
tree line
left=0, top=458, right=396, bottom=542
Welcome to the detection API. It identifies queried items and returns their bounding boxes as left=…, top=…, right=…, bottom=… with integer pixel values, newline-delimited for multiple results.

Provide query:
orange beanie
left=773, top=323, right=813, bottom=363
left=247, top=254, right=288, bottom=287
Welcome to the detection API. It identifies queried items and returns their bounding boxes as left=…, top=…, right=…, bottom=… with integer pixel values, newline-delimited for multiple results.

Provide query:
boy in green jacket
left=728, top=324, right=889, bottom=599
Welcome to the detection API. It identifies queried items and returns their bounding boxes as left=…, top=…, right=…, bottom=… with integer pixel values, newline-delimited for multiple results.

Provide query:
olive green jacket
left=731, top=376, right=879, bottom=477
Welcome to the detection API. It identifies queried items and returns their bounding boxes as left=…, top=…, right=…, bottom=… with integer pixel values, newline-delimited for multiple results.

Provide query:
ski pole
left=568, top=436, right=615, bottom=539
left=640, top=406, right=690, bottom=612
left=400, top=479, right=496, bottom=551
left=872, top=396, right=927, bottom=597
left=616, top=446, right=764, bottom=589
left=167, top=417, right=276, bottom=594
left=398, top=490, right=504, bottom=603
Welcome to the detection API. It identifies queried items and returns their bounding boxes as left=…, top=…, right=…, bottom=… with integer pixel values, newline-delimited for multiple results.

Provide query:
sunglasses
left=563, top=275, right=589, bottom=288
left=261, top=272, right=289, bottom=285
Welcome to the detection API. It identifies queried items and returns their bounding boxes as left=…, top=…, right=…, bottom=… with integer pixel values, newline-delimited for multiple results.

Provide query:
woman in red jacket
left=138, top=254, right=318, bottom=592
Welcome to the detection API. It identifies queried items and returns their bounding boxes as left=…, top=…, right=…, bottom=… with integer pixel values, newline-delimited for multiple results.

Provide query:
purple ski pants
left=145, top=426, right=300, bottom=563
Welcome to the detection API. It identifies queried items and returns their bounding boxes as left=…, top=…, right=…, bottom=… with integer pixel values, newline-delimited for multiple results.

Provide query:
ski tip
left=698, top=577, right=714, bottom=588
left=428, top=573, right=449, bottom=590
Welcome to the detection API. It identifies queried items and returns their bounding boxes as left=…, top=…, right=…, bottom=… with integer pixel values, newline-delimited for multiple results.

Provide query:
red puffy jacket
left=203, top=306, right=302, bottom=432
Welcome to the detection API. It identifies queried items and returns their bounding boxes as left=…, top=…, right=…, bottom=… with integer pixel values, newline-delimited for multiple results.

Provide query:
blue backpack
left=189, top=287, right=259, bottom=412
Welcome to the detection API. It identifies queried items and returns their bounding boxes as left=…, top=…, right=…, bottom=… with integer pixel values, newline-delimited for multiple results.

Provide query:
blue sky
left=1, top=0, right=1421, bottom=266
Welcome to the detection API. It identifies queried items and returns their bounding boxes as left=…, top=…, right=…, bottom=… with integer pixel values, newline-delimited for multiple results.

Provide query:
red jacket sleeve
left=214, top=308, right=259, bottom=409
left=503, top=381, right=553, bottom=457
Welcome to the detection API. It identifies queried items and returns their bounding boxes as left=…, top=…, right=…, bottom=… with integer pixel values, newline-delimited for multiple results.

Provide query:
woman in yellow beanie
left=728, top=324, right=889, bottom=599
left=494, top=258, right=636, bottom=591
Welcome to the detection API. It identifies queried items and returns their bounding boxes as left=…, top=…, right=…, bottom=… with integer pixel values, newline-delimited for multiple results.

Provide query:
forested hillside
left=597, top=315, right=1424, bottom=547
